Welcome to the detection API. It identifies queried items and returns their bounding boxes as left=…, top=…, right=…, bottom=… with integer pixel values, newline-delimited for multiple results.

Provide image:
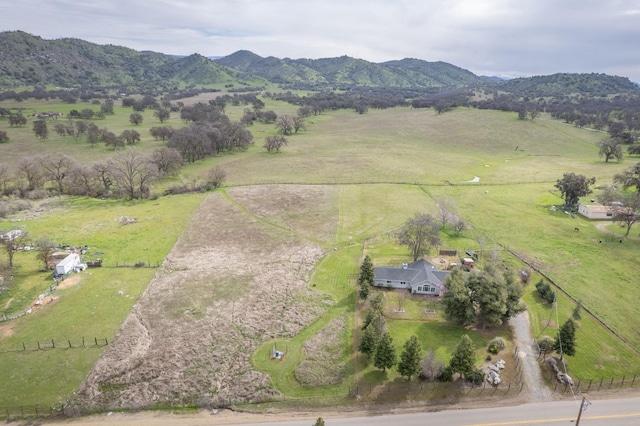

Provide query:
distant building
left=578, top=205, right=614, bottom=220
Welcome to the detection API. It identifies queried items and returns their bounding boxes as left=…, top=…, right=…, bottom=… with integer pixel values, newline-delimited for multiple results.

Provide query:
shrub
left=438, top=366, right=454, bottom=382
left=467, top=369, right=485, bottom=385
left=487, top=337, right=506, bottom=354
left=535, top=279, right=556, bottom=303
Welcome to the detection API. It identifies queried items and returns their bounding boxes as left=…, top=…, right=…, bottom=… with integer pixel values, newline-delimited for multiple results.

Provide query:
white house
left=373, top=259, right=450, bottom=296
left=56, top=253, right=80, bottom=275
left=578, top=205, right=614, bottom=220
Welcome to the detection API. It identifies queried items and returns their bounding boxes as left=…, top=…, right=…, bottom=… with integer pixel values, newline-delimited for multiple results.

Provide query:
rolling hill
left=0, top=31, right=639, bottom=98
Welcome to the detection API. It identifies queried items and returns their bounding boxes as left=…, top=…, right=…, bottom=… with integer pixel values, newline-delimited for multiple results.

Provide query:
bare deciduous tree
left=0, top=163, right=11, bottom=194
left=34, top=236, right=56, bottom=269
left=109, top=150, right=158, bottom=199
left=275, top=115, right=294, bottom=135
left=40, top=153, right=76, bottom=194
left=206, top=166, right=226, bottom=189
left=151, top=147, right=184, bottom=177
left=263, top=135, right=288, bottom=152
left=397, top=213, right=441, bottom=261
left=0, top=228, right=29, bottom=267
left=92, top=161, right=113, bottom=194
left=17, top=156, right=45, bottom=191
left=67, top=164, right=99, bottom=196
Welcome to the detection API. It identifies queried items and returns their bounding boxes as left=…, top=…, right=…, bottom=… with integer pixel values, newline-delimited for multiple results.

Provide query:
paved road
left=236, top=397, right=640, bottom=426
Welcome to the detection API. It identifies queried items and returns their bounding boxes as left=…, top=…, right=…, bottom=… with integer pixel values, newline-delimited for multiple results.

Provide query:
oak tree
left=397, top=213, right=441, bottom=261
left=596, top=137, right=623, bottom=162
left=613, top=162, right=640, bottom=193
left=555, top=172, right=596, bottom=208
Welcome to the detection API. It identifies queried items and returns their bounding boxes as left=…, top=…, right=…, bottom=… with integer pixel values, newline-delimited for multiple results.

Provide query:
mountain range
left=0, top=31, right=638, bottom=97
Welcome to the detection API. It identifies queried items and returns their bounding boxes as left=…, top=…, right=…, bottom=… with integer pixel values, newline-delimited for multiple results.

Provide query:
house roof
left=374, top=259, right=449, bottom=289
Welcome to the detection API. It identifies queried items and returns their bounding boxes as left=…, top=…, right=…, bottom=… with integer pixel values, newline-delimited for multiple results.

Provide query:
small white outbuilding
left=56, top=253, right=80, bottom=275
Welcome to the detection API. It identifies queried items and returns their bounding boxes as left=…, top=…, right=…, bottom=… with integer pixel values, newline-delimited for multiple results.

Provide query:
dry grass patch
left=74, top=189, right=328, bottom=410
left=226, top=185, right=339, bottom=245
left=294, top=313, right=348, bottom=387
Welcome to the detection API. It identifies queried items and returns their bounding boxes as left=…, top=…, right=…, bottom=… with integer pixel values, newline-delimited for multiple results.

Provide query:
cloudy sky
left=2, top=0, right=640, bottom=81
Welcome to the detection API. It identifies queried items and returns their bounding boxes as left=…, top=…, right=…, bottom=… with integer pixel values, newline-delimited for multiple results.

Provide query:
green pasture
left=0, top=193, right=204, bottom=407
left=2, top=96, right=640, bottom=407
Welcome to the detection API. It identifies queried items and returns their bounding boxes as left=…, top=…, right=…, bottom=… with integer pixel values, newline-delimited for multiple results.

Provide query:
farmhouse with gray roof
left=373, top=259, right=449, bottom=296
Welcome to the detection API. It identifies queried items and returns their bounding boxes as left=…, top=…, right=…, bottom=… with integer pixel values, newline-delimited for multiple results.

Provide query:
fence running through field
left=0, top=260, right=160, bottom=323
left=0, top=336, right=109, bottom=353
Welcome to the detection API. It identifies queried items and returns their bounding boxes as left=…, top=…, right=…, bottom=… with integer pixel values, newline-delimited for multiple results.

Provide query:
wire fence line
left=0, top=336, right=109, bottom=353
left=0, top=260, right=160, bottom=323
left=3, top=371, right=636, bottom=421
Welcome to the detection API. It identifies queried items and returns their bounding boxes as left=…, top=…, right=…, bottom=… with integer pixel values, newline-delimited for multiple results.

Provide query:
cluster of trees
left=30, top=117, right=144, bottom=149
left=265, top=89, right=409, bottom=115
left=358, top=293, right=425, bottom=380
left=167, top=121, right=252, bottom=163
left=538, top=318, right=578, bottom=361
left=442, top=265, right=525, bottom=328
left=0, top=148, right=188, bottom=200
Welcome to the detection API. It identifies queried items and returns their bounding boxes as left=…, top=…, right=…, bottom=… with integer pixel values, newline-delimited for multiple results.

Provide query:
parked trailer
left=55, top=253, right=80, bottom=275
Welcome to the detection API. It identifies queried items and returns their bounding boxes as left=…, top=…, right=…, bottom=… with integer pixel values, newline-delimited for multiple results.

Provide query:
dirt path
left=595, top=221, right=639, bottom=241
left=509, top=311, right=552, bottom=400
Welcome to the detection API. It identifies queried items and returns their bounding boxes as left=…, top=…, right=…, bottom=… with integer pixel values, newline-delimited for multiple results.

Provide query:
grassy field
left=2, top=96, right=640, bottom=409
left=0, top=194, right=205, bottom=406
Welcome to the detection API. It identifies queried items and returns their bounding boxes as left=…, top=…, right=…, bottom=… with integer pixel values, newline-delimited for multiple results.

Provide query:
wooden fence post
left=51, top=339, right=55, bottom=348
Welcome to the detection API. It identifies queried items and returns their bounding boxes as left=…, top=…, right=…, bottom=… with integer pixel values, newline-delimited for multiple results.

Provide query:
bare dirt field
left=73, top=188, right=329, bottom=411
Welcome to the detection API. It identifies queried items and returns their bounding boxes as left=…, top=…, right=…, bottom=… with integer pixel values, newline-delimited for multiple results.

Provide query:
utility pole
left=575, top=394, right=591, bottom=425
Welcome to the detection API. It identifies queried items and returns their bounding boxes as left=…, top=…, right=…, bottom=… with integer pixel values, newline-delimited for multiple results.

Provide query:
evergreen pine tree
left=373, top=331, right=397, bottom=372
left=442, top=267, right=475, bottom=325
left=554, top=319, right=577, bottom=359
left=449, top=334, right=476, bottom=380
left=358, top=323, right=378, bottom=357
left=397, top=335, right=422, bottom=380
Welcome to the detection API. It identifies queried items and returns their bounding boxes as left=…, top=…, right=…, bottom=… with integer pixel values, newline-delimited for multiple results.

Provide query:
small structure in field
left=55, top=253, right=80, bottom=276
left=577, top=204, right=614, bottom=220
left=270, top=344, right=286, bottom=361
left=462, top=257, right=475, bottom=268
